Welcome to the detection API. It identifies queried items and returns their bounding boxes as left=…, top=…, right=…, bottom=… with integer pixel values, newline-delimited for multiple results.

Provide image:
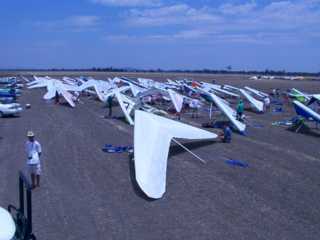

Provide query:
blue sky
left=0, top=0, right=319, bottom=72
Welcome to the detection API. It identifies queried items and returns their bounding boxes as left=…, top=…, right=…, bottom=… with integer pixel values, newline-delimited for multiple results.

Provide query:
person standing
left=106, top=95, right=113, bottom=118
left=263, top=97, right=271, bottom=112
left=25, top=131, right=42, bottom=189
left=236, top=99, right=244, bottom=121
left=54, top=91, right=60, bottom=104
left=189, top=99, right=200, bottom=118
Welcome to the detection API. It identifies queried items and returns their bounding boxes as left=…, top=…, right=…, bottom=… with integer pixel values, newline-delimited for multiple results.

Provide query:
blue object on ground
left=272, top=120, right=293, bottom=126
left=225, top=160, right=249, bottom=168
left=272, top=107, right=283, bottom=113
left=103, top=144, right=133, bottom=153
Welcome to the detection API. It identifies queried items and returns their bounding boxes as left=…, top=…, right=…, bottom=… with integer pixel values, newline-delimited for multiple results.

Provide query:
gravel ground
left=0, top=73, right=319, bottom=240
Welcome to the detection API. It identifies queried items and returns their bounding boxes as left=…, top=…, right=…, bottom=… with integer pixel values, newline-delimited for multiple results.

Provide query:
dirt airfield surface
left=0, top=72, right=320, bottom=240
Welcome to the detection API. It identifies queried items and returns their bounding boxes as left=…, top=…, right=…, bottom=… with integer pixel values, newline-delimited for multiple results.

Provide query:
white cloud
left=219, top=2, right=257, bottom=15
left=127, top=4, right=221, bottom=26
left=34, top=15, right=100, bottom=32
left=120, top=0, right=320, bottom=45
left=258, top=1, right=320, bottom=29
left=91, top=0, right=161, bottom=7
left=34, top=40, right=67, bottom=48
left=104, top=35, right=136, bottom=41
left=67, top=16, right=100, bottom=28
left=103, top=32, right=260, bottom=44
left=126, top=1, right=320, bottom=30
left=103, top=31, right=304, bottom=46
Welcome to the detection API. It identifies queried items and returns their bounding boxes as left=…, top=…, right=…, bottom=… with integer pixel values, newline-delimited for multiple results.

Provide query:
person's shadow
left=169, top=140, right=217, bottom=158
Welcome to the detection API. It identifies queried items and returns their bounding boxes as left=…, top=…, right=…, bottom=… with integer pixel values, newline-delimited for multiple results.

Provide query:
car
left=0, top=88, right=22, bottom=96
left=0, top=103, right=23, bottom=117
left=0, top=97, right=15, bottom=104
left=4, top=83, right=24, bottom=89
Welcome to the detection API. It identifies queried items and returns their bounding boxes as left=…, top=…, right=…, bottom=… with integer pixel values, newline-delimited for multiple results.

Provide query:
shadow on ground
left=169, top=140, right=217, bottom=158
left=128, top=157, right=157, bottom=201
left=287, top=126, right=320, bottom=138
left=128, top=140, right=217, bottom=201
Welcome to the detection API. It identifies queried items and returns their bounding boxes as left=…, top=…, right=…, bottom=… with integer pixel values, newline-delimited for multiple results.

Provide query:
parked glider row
left=25, top=76, right=320, bottom=199
left=26, top=76, right=274, bottom=131
left=28, top=76, right=320, bottom=128
left=249, top=75, right=306, bottom=81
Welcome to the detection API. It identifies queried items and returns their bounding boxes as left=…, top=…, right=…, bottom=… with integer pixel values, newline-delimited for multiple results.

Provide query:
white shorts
left=28, top=164, right=41, bottom=175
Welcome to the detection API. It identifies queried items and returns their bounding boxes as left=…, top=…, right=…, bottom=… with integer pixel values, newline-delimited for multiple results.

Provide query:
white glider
left=311, top=95, right=320, bottom=102
left=201, top=82, right=240, bottom=98
left=77, top=78, right=113, bottom=101
left=223, top=85, right=241, bottom=93
left=138, top=78, right=170, bottom=91
left=20, top=75, right=30, bottom=83
left=128, top=83, right=146, bottom=97
left=136, top=87, right=187, bottom=113
left=27, top=76, right=50, bottom=88
left=115, top=91, right=136, bottom=126
left=244, top=86, right=269, bottom=98
left=240, top=89, right=264, bottom=113
left=221, top=85, right=264, bottom=112
left=168, top=89, right=184, bottom=113
left=209, top=93, right=246, bottom=132
left=134, top=110, right=217, bottom=199
left=28, top=77, right=78, bottom=108
left=167, top=79, right=180, bottom=87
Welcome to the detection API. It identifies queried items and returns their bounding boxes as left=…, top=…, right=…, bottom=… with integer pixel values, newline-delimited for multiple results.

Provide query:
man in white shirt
left=264, top=97, right=271, bottom=112
left=189, top=99, right=200, bottom=118
left=25, top=131, right=42, bottom=189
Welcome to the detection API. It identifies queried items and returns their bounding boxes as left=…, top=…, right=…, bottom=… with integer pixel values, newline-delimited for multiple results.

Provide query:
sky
left=0, top=0, right=319, bottom=72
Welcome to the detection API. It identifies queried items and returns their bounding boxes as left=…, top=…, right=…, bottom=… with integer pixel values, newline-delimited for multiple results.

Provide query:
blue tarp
left=225, top=159, right=249, bottom=168
left=102, top=144, right=133, bottom=153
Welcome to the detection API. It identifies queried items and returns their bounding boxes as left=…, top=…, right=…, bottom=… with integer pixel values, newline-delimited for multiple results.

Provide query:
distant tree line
left=1, top=67, right=319, bottom=77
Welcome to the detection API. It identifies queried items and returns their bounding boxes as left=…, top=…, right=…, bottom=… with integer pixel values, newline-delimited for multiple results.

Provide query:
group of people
left=236, top=96, right=271, bottom=120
